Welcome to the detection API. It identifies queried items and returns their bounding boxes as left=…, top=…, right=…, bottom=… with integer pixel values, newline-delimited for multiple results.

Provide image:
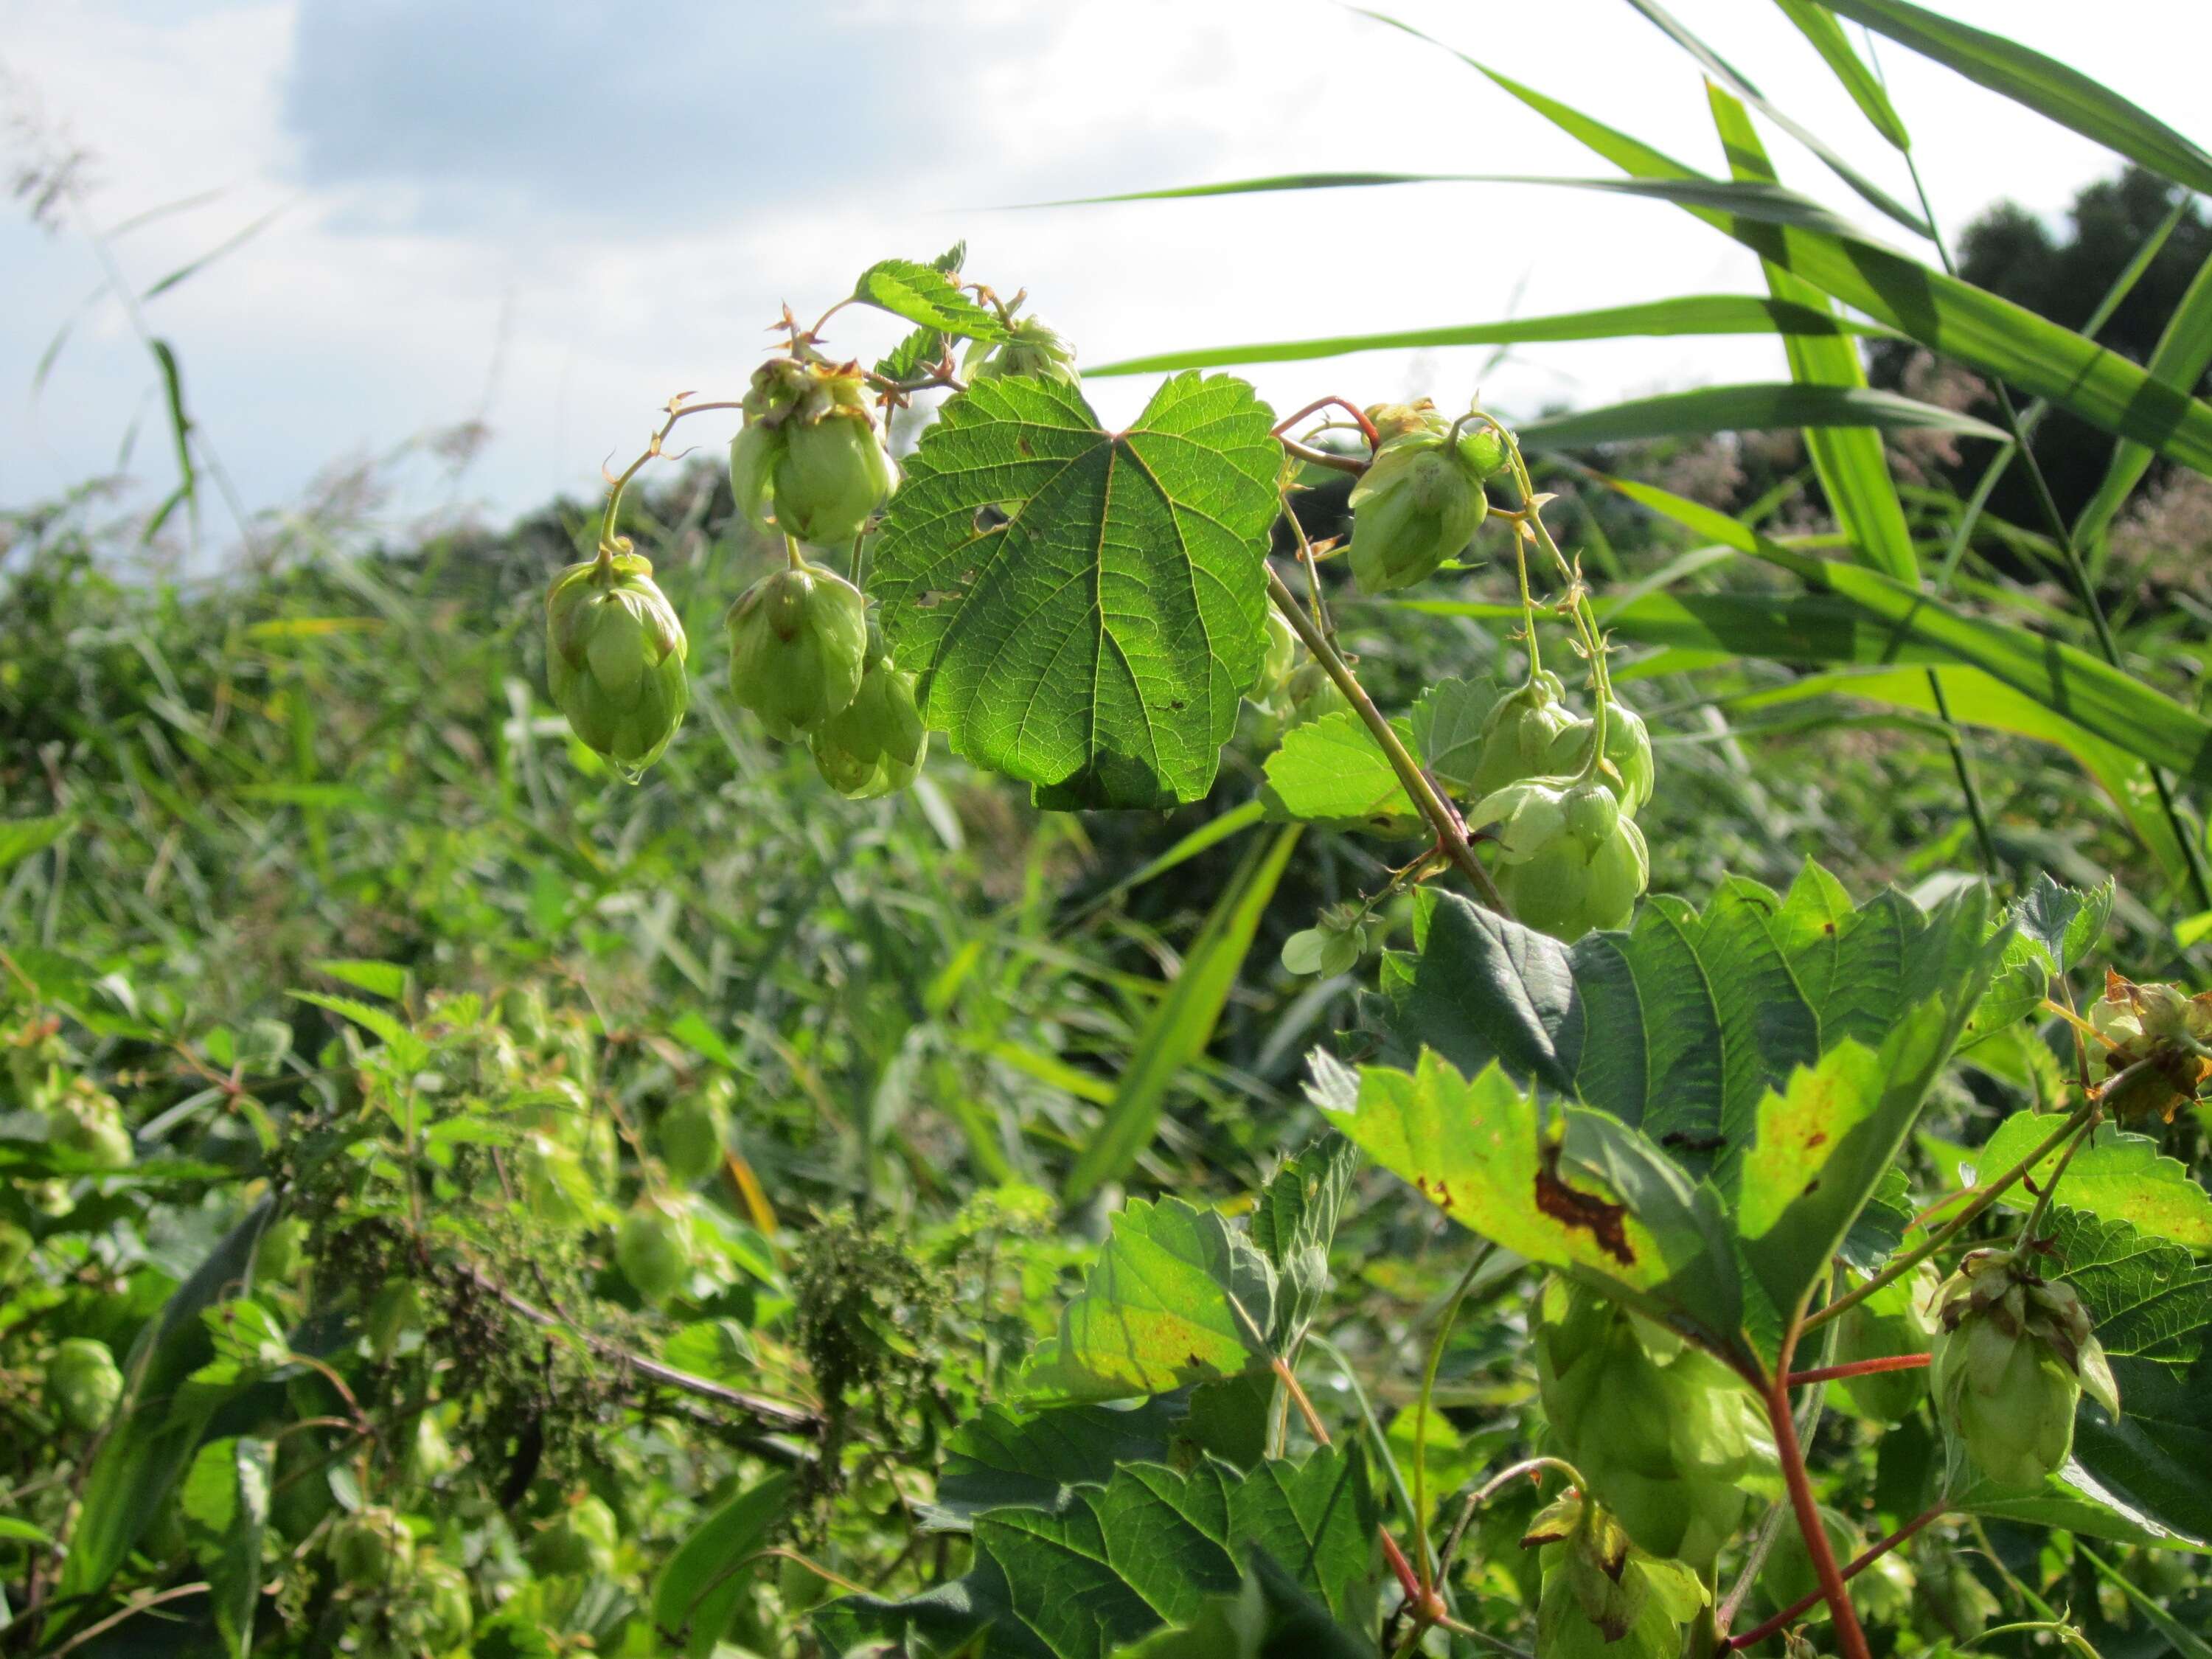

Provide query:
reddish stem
left=1761, top=1352, right=1873, bottom=1659
left=1787, top=1353, right=1930, bottom=1388
left=1723, top=1504, right=1946, bottom=1649
left=1271, top=394, right=1379, bottom=450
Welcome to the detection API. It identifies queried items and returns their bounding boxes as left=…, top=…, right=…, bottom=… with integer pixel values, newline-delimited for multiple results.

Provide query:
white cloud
left=1, top=0, right=2205, bottom=537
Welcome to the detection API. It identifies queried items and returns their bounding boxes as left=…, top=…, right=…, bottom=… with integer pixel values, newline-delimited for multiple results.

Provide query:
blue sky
left=4, top=0, right=2208, bottom=550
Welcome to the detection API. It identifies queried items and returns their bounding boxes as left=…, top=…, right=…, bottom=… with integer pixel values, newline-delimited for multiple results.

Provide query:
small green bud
left=1252, top=608, right=1298, bottom=709
left=810, top=623, right=928, bottom=799
left=616, top=1193, right=697, bottom=1304
left=256, top=1216, right=307, bottom=1286
left=971, top=314, right=1079, bottom=385
left=48, top=1337, right=124, bottom=1433
left=731, top=358, right=897, bottom=546
left=1930, top=1250, right=2115, bottom=1489
left=727, top=563, right=870, bottom=741
left=46, top=1082, right=133, bottom=1170
left=1468, top=670, right=1576, bottom=800
left=1831, top=1262, right=1938, bottom=1424
left=544, top=552, right=689, bottom=773
left=1345, top=428, right=1490, bottom=593
left=532, top=1493, right=619, bottom=1578
left=1471, top=776, right=1648, bottom=941
left=659, top=1075, right=734, bottom=1186
left=1284, top=659, right=1349, bottom=728
left=329, top=1505, right=415, bottom=1589
left=1281, top=903, right=1380, bottom=978
left=1545, top=699, right=1656, bottom=813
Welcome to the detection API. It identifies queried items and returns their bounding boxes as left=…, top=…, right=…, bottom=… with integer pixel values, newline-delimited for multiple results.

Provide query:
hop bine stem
left=1265, top=567, right=1509, bottom=916
left=1760, top=1312, right=1874, bottom=1659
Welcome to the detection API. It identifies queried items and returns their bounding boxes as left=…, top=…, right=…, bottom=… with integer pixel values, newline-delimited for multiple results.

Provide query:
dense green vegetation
left=7, top=4, right=2212, bottom=1658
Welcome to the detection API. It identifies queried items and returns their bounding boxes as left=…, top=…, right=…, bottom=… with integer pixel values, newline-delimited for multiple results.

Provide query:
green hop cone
left=616, top=1192, right=698, bottom=1305
left=1345, top=422, right=1491, bottom=593
left=393, top=1555, right=473, bottom=1654
left=970, top=314, right=1080, bottom=385
left=1283, top=658, right=1350, bottom=728
left=1471, top=775, right=1648, bottom=941
left=727, top=562, right=870, bottom=741
left=46, top=1082, right=133, bottom=1170
left=532, top=1493, right=619, bottom=1578
left=544, top=552, right=689, bottom=773
left=329, top=1505, right=415, bottom=1589
left=1929, top=1249, right=2118, bottom=1489
left=1831, top=1262, right=1938, bottom=1424
left=659, top=1074, right=734, bottom=1186
left=1915, top=1551, right=1999, bottom=1644
left=517, top=1130, right=597, bottom=1227
left=1468, top=669, right=1576, bottom=799
left=1545, top=698, right=1656, bottom=813
left=48, top=1337, right=124, bottom=1433
left=1533, top=1278, right=1778, bottom=1571
left=810, top=622, right=928, bottom=799
left=730, top=358, right=897, bottom=546
left=1250, top=608, right=1298, bottom=712
left=1525, top=1491, right=1705, bottom=1659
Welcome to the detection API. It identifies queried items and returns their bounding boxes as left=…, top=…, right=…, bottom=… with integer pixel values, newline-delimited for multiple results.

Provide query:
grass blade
left=1087, top=294, right=1890, bottom=378
left=1514, top=381, right=2003, bottom=451
left=1773, top=0, right=1913, bottom=150
left=1817, top=0, right=2212, bottom=197
left=2075, top=237, right=2212, bottom=552
left=1618, top=0, right=1930, bottom=234
left=1062, top=824, right=1301, bottom=1204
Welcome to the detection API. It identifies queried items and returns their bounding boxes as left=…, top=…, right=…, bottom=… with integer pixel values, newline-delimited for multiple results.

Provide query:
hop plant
left=659, top=1074, right=734, bottom=1186
left=1468, top=670, right=1576, bottom=799
left=47, top=1337, right=124, bottom=1433
left=543, top=552, right=689, bottom=774
left=1830, top=1262, right=1938, bottom=1424
left=810, top=621, right=928, bottom=799
left=392, top=1554, right=473, bottom=1654
left=1759, top=1505, right=1913, bottom=1627
left=1930, top=1248, right=2118, bottom=1489
left=1248, top=608, right=1298, bottom=713
left=1284, top=658, right=1349, bottom=728
left=727, top=562, right=870, bottom=741
left=1533, top=1279, right=1778, bottom=1571
left=1344, top=408, right=1498, bottom=593
left=531, top=1493, right=620, bottom=1578
left=45, top=1079, right=133, bottom=1170
left=1281, top=902, right=1383, bottom=977
left=729, top=357, right=897, bottom=546
left=970, top=313, right=1079, bottom=385
left=2087, top=970, right=2212, bottom=1122
left=1523, top=1490, right=1705, bottom=1659
left=1545, top=697, right=1656, bottom=813
left=329, top=1505, right=416, bottom=1589
left=616, top=1192, right=698, bottom=1305
left=1471, top=774, right=1649, bottom=941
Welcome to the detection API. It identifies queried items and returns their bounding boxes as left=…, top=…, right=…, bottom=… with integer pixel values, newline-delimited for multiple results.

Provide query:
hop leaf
left=545, top=552, right=689, bottom=774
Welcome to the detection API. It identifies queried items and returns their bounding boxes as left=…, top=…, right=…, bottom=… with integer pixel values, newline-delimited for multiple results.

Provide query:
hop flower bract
left=810, top=622, right=928, bottom=799
left=545, top=552, right=689, bottom=774
left=731, top=358, right=897, bottom=546
left=1346, top=410, right=1492, bottom=593
left=727, top=563, right=870, bottom=741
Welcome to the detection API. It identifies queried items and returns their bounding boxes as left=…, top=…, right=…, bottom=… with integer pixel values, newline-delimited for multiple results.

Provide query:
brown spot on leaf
left=1534, top=1143, right=1635, bottom=1265
left=1805, top=1131, right=1828, bottom=1149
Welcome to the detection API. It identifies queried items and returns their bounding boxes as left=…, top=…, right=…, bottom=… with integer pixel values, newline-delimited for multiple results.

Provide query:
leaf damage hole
left=1534, top=1144, right=1635, bottom=1265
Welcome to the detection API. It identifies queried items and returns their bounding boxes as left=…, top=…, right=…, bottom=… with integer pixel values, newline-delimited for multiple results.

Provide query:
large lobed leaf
left=872, top=371, right=1281, bottom=810
left=816, top=1447, right=1379, bottom=1659
left=2047, top=1206, right=2212, bottom=1543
